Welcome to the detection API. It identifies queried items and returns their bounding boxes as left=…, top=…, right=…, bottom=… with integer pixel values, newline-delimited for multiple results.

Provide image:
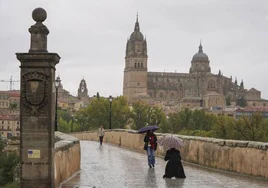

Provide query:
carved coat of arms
left=21, top=72, right=49, bottom=115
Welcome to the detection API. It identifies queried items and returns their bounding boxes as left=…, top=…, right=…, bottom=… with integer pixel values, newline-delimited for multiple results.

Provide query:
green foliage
left=58, top=117, right=70, bottom=133
left=165, top=109, right=215, bottom=134
left=0, top=136, right=5, bottom=152
left=110, top=96, right=131, bottom=129
left=130, top=101, right=150, bottom=130
left=58, top=95, right=268, bottom=142
left=130, top=101, right=167, bottom=130
left=58, top=109, right=72, bottom=122
left=210, top=115, right=238, bottom=139
left=236, top=96, right=247, bottom=107
left=4, top=182, right=19, bottom=188
left=179, top=129, right=212, bottom=137
left=9, top=103, right=18, bottom=111
left=226, top=96, right=231, bottom=106
left=233, top=112, right=268, bottom=141
left=168, top=109, right=268, bottom=142
left=76, top=96, right=130, bottom=130
left=0, top=152, right=19, bottom=185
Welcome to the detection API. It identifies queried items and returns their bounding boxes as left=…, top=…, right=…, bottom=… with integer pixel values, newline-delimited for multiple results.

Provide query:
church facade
left=123, top=16, right=267, bottom=110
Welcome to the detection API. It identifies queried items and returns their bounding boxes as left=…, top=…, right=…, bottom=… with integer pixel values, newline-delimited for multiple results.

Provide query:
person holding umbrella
left=158, top=135, right=186, bottom=178
left=143, top=130, right=158, bottom=168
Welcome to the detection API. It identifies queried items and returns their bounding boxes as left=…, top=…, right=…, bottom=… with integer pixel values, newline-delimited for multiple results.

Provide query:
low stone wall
left=54, top=132, right=81, bottom=188
left=71, top=129, right=268, bottom=179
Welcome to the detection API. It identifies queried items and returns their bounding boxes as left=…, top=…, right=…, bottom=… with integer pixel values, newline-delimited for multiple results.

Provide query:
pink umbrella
left=158, top=135, right=184, bottom=149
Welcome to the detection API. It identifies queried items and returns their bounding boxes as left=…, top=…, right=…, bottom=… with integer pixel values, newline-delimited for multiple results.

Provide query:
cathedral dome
left=130, top=31, right=144, bottom=41
left=129, top=15, right=144, bottom=41
left=192, top=44, right=209, bottom=62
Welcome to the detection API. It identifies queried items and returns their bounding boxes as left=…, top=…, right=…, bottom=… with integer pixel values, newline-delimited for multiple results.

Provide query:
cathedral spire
left=235, top=77, right=237, bottom=85
left=134, top=13, right=140, bottom=31
left=240, top=79, right=244, bottom=89
left=198, top=42, right=203, bottom=53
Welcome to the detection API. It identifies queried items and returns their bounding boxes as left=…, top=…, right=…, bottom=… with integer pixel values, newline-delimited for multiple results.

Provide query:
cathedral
left=123, top=16, right=267, bottom=110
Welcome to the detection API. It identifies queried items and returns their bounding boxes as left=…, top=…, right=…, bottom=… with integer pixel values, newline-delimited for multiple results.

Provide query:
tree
left=130, top=101, right=150, bottom=130
left=192, top=109, right=214, bottom=131
left=129, top=101, right=167, bottom=130
left=75, top=96, right=130, bottom=130
left=0, top=152, right=19, bottom=185
left=0, top=136, right=5, bottom=152
left=109, top=96, right=130, bottom=129
left=236, top=96, right=247, bottom=107
left=166, top=112, right=181, bottom=133
left=233, top=112, right=268, bottom=141
left=9, top=103, right=18, bottom=112
left=226, top=96, right=231, bottom=106
left=211, top=115, right=236, bottom=139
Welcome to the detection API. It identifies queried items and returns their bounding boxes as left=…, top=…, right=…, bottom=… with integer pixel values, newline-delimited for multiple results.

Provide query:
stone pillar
left=16, top=8, right=60, bottom=188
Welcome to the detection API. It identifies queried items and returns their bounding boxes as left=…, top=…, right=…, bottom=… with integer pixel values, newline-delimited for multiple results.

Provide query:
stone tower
left=123, top=15, right=148, bottom=102
left=16, top=8, right=60, bottom=187
left=78, top=78, right=88, bottom=99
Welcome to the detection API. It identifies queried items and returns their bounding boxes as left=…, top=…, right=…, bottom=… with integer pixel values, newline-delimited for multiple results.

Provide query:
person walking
left=97, top=125, right=105, bottom=145
left=163, top=148, right=186, bottom=178
left=144, top=130, right=157, bottom=168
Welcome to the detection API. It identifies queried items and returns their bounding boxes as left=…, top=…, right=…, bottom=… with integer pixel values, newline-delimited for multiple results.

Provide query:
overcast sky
left=0, top=0, right=268, bottom=99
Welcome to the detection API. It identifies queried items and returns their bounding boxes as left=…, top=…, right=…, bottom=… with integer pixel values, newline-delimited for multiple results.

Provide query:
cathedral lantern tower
left=78, top=78, right=88, bottom=99
left=189, top=43, right=211, bottom=74
left=123, top=14, right=148, bottom=102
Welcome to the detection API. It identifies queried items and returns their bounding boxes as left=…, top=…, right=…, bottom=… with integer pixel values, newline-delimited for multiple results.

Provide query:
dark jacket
left=163, top=148, right=186, bottom=178
left=144, top=133, right=157, bottom=151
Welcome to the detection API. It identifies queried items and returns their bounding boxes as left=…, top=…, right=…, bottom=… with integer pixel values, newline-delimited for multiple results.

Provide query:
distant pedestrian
left=163, top=148, right=186, bottom=179
left=144, top=130, right=157, bottom=168
left=97, top=125, right=105, bottom=145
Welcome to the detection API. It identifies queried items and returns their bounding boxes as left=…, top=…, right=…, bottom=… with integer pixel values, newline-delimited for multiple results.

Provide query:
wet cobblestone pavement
left=61, top=141, right=268, bottom=188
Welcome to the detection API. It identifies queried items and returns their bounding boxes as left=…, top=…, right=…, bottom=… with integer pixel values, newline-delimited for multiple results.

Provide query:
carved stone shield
left=26, top=80, right=45, bottom=105
left=21, top=72, right=48, bottom=115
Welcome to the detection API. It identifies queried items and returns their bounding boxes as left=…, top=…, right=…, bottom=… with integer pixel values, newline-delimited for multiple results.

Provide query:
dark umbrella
left=138, top=125, right=159, bottom=133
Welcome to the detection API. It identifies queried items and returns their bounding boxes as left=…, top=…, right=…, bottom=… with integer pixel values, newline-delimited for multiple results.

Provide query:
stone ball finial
left=32, top=8, right=47, bottom=23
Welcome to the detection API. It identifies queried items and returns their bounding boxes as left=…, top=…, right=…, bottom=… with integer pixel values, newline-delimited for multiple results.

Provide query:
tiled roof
left=0, top=90, right=20, bottom=97
left=0, top=114, right=19, bottom=120
left=236, top=106, right=268, bottom=112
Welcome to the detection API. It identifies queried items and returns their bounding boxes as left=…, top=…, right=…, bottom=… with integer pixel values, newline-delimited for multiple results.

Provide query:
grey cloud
left=1, top=0, right=268, bottom=98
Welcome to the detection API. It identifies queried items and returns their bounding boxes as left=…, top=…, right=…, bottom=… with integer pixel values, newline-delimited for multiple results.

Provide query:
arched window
left=208, top=79, right=216, bottom=89
left=253, top=103, right=256, bottom=106
left=160, top=92, right=163, bottom=98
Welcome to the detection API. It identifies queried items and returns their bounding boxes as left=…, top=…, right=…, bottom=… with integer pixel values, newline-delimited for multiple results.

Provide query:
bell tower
left=123, top=14, right=148, bottom=102
left=78, top=78, right=88, bottom=99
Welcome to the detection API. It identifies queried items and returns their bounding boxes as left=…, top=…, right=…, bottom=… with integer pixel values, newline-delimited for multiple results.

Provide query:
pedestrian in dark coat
left=144, top=130, right=158, bottom=168
left=163, top=148, right=186, bottom=178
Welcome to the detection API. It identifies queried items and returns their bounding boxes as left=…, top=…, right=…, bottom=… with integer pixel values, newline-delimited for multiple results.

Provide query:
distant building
left=77, top=78, right=90, bottom=106
left=0, top=114, right=20, bottom=138
left=0, top=90, right=20, bottom=114
left=235, top=106, right=268, bottom=119
left=122, top=16, right=268, bottom=110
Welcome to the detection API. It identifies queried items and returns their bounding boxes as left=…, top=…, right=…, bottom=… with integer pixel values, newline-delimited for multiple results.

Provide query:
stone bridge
left=58, top=130, right=268, bottom=187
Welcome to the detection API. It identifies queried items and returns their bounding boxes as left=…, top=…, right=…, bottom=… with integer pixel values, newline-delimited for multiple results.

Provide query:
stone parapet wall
left=55, top=132, right=81, bottom=188
left=71, top=129, right=268, bottom=179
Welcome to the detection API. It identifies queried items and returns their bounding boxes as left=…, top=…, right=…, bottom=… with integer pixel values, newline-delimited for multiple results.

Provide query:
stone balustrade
left=55, top=132, right=81, bottom=188
left=71, top=129, right=268, bottom=179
